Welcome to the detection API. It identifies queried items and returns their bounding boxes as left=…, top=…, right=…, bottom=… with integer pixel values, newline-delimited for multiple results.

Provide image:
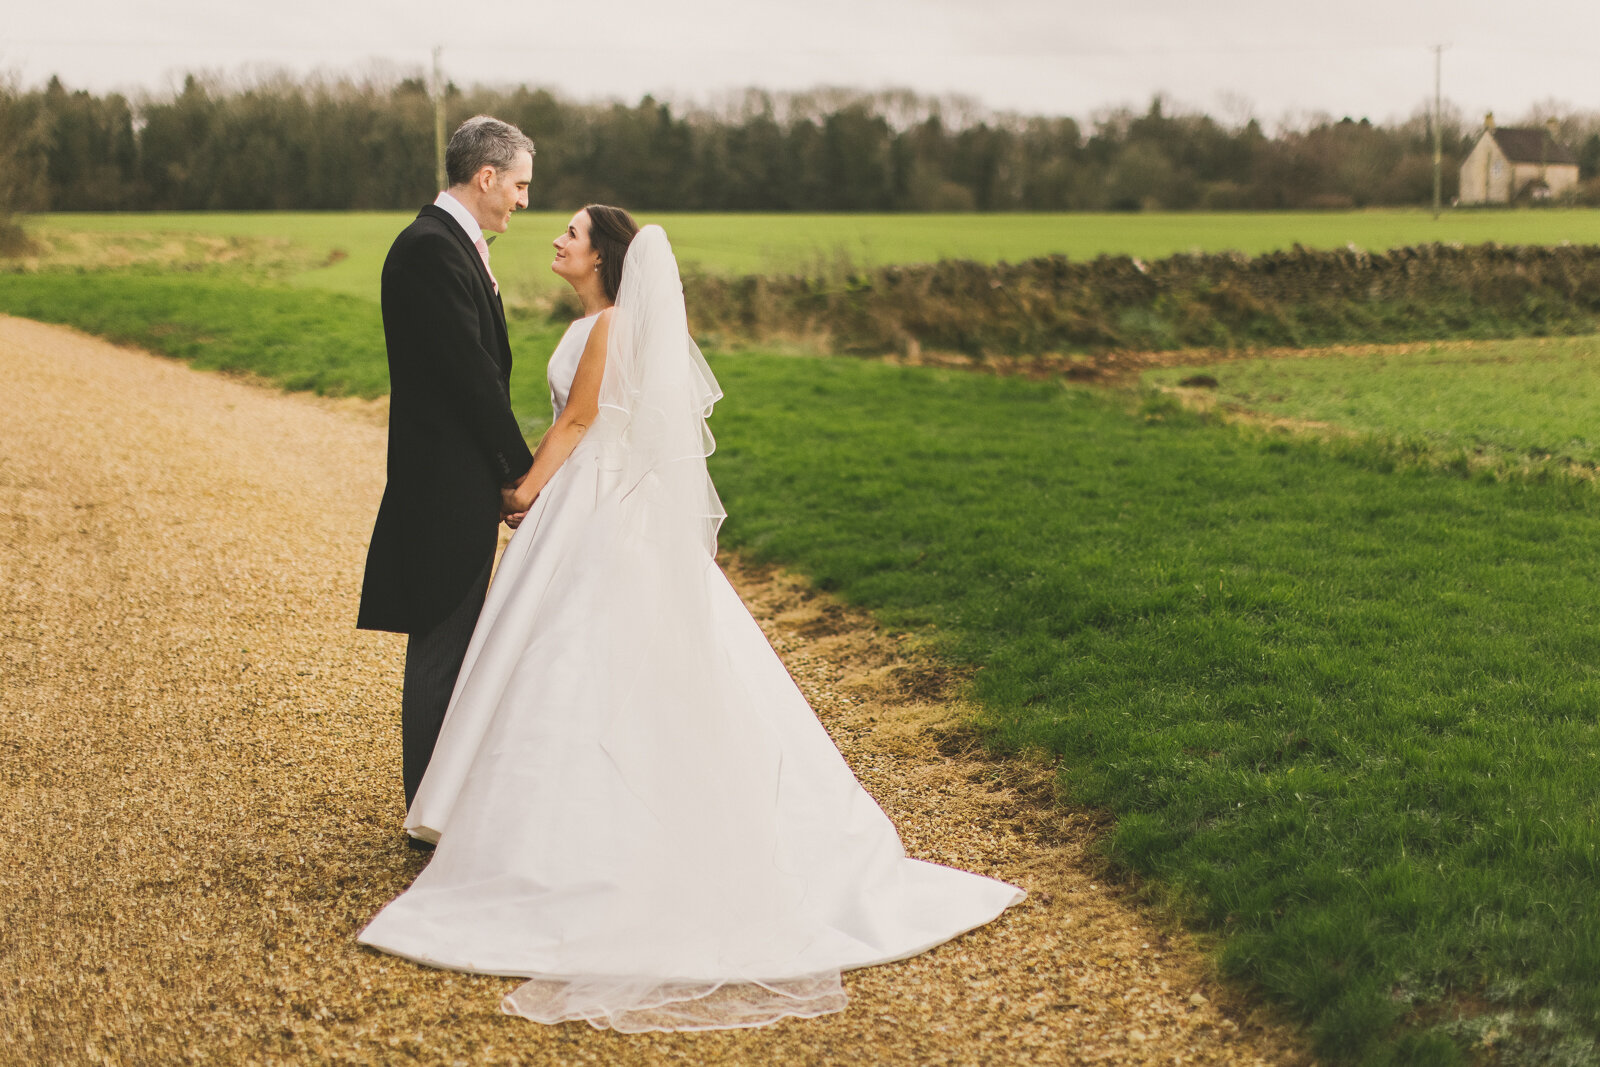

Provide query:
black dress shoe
left=405, top=836, right=435, bottom=852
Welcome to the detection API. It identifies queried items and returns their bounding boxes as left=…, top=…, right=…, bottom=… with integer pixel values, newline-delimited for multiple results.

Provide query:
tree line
left=4, top=71, right=1600, bottom=217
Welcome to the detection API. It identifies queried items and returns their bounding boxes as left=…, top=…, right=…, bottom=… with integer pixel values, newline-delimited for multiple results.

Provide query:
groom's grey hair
left=446, top=116, right=536, bottom=186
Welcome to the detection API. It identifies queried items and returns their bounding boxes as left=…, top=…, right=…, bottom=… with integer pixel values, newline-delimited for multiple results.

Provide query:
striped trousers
left=401, top=556, right=492, bottom=808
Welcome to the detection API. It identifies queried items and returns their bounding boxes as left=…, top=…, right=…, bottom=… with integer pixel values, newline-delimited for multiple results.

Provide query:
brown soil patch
left=0, top=315, right=1312, bottom=1065
left=882, top=335, right=1575, bottom=387
left=1154, top=385, right=1347, bottom=438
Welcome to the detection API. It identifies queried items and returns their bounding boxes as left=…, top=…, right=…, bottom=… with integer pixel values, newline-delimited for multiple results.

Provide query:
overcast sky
left=6, top=0, right=1598, bottom=127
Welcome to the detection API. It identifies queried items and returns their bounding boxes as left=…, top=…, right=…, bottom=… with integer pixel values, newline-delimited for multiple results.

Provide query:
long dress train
left=356, top=226, right=1023, bottom=1032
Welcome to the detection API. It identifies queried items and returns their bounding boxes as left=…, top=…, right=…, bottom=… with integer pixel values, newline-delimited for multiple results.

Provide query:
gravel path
left=0, top=315, right=1311, bottom=1066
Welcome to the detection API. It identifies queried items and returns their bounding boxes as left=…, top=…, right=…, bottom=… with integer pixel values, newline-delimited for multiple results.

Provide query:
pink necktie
left=473, top=236, right=499, bottom=295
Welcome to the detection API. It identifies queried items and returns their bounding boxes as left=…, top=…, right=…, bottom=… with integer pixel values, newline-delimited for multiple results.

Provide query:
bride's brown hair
left=585, top=204, right=639, bottom=304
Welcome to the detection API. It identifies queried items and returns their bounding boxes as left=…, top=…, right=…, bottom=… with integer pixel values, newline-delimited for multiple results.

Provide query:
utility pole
left=1431, top=45, right=1443, bottom=219
left=432, top=47, right=444, bottom=194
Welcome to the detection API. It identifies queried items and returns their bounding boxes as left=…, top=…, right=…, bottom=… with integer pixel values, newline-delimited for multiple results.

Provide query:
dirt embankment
left=676, top=241, right=1600, bottom=362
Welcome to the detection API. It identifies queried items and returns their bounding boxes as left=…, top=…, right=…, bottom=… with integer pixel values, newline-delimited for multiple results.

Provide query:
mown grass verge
left=0, top=272, right=567, bottom=435
left=2, top=270, right=1596, bottom=1064
left=0, top=272, right=392, bottom=397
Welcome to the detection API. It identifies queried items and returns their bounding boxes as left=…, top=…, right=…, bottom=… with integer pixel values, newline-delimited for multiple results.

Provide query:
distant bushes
left=677, top=242, right=1600, bottom=359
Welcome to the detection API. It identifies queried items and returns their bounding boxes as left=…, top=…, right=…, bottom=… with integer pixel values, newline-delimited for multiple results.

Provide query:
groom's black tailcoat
left=357, top=205, right=535, bottom=637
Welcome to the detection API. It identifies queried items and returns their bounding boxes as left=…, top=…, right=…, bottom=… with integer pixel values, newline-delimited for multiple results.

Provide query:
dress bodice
left=547, top=314, right=600, bottom=420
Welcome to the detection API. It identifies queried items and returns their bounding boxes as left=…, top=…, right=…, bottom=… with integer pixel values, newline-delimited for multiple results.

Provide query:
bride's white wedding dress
left=356, top=226, right=1023, bottom=1032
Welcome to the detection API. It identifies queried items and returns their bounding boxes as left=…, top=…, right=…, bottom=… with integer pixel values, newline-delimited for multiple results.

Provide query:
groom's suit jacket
left=357, top=205, right=535, bottom=636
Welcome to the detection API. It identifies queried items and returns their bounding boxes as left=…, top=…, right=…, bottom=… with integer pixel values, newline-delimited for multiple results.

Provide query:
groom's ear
left=473, top=165, right=497, bottom=192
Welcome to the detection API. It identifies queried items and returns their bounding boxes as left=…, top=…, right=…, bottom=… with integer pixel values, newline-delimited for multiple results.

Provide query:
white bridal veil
left=588, top=224, right=726, bottom=560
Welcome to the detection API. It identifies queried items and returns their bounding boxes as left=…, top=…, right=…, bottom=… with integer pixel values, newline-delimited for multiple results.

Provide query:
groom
left=358, top=115, right=536, bottom=812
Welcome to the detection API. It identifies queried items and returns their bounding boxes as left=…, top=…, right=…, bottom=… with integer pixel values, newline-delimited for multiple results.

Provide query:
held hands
left=501, top=472, right=538, bottom=529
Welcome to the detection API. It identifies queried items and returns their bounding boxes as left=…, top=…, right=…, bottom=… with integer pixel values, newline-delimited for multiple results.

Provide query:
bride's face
left=551, top=211, right=602, bottom=284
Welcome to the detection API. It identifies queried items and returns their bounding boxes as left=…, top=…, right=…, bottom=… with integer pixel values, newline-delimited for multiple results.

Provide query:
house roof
left=1489, top=127, right=1579, bottom=166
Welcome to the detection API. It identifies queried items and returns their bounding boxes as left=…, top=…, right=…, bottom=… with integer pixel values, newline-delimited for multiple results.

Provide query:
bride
left=356, top=205, right=1024, bottom=1033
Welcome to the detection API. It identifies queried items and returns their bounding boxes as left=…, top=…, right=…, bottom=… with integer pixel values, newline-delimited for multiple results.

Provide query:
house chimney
left=1485, top=111, right=1495, bottom=132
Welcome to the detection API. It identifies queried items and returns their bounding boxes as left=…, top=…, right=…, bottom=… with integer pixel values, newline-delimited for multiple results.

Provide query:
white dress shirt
left=433, top=190, right=484, bottom=246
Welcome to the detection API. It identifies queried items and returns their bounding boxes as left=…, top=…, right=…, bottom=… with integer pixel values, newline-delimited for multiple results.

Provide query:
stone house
left=1458, top=115, right=1580, bottom=204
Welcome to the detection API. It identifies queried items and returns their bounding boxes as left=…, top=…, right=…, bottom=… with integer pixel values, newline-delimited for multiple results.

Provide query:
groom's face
left=480, top=150, right=534, bottom=233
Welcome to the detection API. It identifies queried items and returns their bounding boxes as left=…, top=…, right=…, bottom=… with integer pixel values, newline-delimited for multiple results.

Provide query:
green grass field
left=5, top=225, right=1600, bottom=1062
left=1144, top=337, right=1600, bottom=470
left=23, top=208, right=1600, bottom=306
